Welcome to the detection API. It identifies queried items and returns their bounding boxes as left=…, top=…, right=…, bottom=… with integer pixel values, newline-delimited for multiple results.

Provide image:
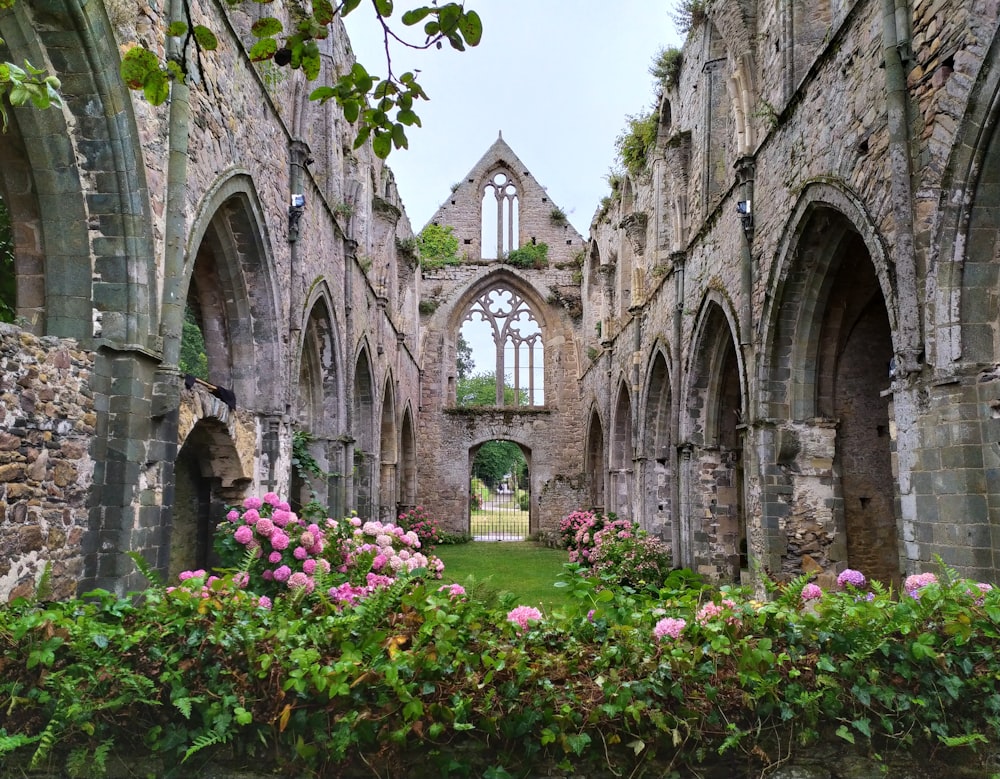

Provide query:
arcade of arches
left=3, top=1, right=1000, bottom=601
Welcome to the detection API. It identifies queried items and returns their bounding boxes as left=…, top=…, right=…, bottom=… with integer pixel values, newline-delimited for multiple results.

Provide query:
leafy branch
left=0, top=34, right=63, bottom=132
left=124, top=0, right=482, bottom=158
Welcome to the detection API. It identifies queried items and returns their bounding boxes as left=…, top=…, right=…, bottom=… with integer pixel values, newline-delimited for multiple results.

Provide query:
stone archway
left=763, top=203, right=898, bottom=585
left=641, top=350, right=672, bottom=538
left=170, top=412, right=252, bottom=580
left=610, top=381, right=634, bottom=518
left=684, top=299, right=747, bottom=582
left=586, top=409, right=606, bottom=513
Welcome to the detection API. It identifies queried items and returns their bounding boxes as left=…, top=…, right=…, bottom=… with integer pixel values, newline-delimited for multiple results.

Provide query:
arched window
left=481, top=169, right=519, bottom=260
left=459, top=284, right=544, bottom=407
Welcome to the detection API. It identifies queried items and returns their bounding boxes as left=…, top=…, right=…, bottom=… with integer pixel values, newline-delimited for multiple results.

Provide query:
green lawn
left=434, top=541, right=572, bottom=610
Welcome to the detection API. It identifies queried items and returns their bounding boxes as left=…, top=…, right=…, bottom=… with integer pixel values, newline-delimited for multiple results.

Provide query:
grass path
left=434, top=541, right=572, bottom=610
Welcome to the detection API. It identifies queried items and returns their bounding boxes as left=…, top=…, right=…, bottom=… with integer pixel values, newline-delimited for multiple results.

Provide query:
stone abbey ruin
left=2, top=0, right=1000, bottom=600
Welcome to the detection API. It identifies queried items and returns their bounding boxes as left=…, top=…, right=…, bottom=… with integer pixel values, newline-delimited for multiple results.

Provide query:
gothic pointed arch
left=185, top=173, right=282, bottom=413
left=641, top=346, right=673, bottom=536
left=684, top=295, right=747, bottom=581
left=378, top=374, right=399, bottom=520
left=293, top=290, right=344, bottom=516
left=398, top=405, right=417, bottom=512
left=451, top=269, right=549, bottom=408
left=932, top=31, right=1000, bottom=369
left=0, top=1, right=156, bottom=342
left=586, top=407, right=606, bottom=513
left=761, top=190, right=899, bottom=584
left=353, top=344, right=377, bottom=519
left=610, top=379, right=634, bottom=518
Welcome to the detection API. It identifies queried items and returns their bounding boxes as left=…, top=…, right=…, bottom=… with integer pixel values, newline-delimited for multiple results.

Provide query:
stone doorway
left=469, top=440, right=530, bottom=541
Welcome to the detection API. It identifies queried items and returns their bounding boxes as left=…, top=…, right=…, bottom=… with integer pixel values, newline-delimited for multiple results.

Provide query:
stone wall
left=0, top=325, right=95, bottom=601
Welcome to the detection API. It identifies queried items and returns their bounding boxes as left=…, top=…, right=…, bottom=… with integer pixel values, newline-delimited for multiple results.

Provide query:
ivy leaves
left=121, top=1, right=482, bottom=158
left=120, top=20, right=218, bottom=105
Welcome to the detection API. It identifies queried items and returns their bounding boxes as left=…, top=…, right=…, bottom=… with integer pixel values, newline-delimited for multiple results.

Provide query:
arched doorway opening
left=169, top=418, right=249, bottom=580
left=469, top=440, right=530, bottom=540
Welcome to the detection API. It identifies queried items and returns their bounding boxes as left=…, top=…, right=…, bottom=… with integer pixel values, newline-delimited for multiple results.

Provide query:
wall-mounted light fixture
left=288, top=193, right=305, bottom=241
left=736, top=198, right=752, bottom=235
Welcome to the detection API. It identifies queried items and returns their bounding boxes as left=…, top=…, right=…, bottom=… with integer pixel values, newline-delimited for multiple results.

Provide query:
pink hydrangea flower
left=437, top=583, right=466, bottom=598
left=263, top=492, right=280, bottom=506
left=273, top=565, right=291, bottom=582
left=302, top=558, right=317, bottom=575
left=695, top=599, right=739, bottom=626
left=233, top=525, right=254, bottom=545
left=836, top=569, right=867, bottom=589
left=904, top=572, right=938, bottom=597
left=257, top=596, right=272, bottom=610
left=507, top=605, right=543, bottom=632
left=242, top=508, right=260, bottom=524
left=653, top=617, right=687, bottom=641
left=801, top=583, right=823, bottom=601
left=270, top=531, right=289, bottom=551
left=226, top=509, right=240, bottom=522
left=255, top=517, right=275, bottom=537
left=243, top=496, right=263, bottom=510
left=268, top=551, right=282, bottom=564
left=287, top=572, right=313, bottom=591
left=293, top=546, right=309, bottom=560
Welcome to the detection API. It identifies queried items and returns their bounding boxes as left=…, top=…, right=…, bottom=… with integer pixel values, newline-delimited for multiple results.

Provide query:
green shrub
left=504, top=241, right=548, bottom=269
left=615, top=111, right=658, bottom=178
left=417, top=223, right=461, bottom=269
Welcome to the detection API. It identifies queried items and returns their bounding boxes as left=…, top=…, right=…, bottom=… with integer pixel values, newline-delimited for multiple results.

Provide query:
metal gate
left=469, top=481, right=529, bottom=541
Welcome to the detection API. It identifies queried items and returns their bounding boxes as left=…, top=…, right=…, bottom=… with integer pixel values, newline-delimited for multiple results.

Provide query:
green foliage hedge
left=2, top=564, right=999, bottom=778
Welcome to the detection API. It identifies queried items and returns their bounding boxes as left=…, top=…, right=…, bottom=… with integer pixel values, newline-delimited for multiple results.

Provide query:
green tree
left=456, top=371, right=523, bottom=407
left=473, top=440, right=526, bottom=490
left=179, top=307, right=208, bottom=378
left=456, top=334, right=474, bottom=379
left=0, top=197, right=14, bottom=323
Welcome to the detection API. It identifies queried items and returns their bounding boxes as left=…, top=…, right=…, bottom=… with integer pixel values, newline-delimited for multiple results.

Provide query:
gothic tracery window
left=481, top=170, right=519, bottom=260
left=461, top=285, right=544, bottom=407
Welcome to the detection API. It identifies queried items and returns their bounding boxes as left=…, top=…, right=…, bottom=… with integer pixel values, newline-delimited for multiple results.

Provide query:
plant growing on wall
left=549, top=206, right=568, bottom=226
left=417, top=223, right=461, bottom=269
left=670, top=0, right=709, bottom=36
left=615, top=111, right=658, bottom=178
left=650, top=46, right=683, bottom=91
left=0, top=32, right=63, bottom=133
left=505, top=242, right=548, bottom=269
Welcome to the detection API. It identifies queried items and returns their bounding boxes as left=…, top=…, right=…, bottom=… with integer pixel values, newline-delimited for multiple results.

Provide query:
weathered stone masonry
left=5, top=0, right=1000, bottom=599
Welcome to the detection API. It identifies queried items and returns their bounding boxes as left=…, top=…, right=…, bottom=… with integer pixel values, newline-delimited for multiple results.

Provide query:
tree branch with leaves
left=121, top=0, right=482, bottom=158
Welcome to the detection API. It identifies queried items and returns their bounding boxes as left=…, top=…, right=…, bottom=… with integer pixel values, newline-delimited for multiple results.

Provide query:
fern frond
left=33, top=562, right=53, bottom=602
left=127, top=551, right=164, bottom=588
left=0, top=732, right=39, bottom=757
left=182, top=729, right=230, bottom=762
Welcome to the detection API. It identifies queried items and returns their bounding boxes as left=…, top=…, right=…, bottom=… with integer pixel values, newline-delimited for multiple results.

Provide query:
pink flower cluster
left=437, top=583, right=467, bottom=599
left=653, top=616, right=687, bottom=641
left=559, top=509, right=636, bottom=566
left=218, top=494, right=445, bottom=607
left=904, top=572, right=938, bottom=598
left=506, top=605, right=543, bottom=632
left=801, top=583, right=823, bottom=602
left=695, top=598, right=739, bottom=626
left=168, top=569, right=271, bottom=610
left=836, top=568, right=867, bottom=589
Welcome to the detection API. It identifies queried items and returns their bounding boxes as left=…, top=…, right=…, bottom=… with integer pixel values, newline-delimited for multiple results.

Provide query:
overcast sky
left=343, top=2, right=682, bottom=236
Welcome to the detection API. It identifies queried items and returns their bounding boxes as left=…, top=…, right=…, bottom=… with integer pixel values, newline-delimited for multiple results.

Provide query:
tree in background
left=456, top=334, right=474, bottom=380
left=473, top=440, right=526, bottom=492
left=179, top=307, right=208, bottom=379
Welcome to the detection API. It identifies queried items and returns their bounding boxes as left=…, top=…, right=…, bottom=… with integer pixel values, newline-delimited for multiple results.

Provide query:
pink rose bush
left=211, top=493, right=445, bottom=607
